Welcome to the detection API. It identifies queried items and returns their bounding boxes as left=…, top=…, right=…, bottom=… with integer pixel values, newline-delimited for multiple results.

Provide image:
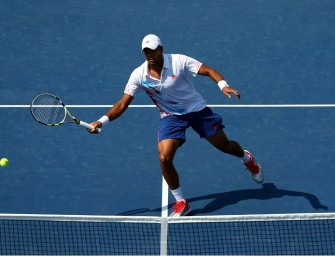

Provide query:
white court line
left=1, top=104, right=335, bottom=108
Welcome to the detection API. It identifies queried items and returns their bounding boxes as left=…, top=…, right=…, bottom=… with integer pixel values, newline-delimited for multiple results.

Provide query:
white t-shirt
left=124, top=54, right=207, bottom=118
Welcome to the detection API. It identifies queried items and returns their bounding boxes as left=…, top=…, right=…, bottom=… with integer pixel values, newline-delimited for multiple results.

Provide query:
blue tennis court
left=0, top=0, right=334, bottom=218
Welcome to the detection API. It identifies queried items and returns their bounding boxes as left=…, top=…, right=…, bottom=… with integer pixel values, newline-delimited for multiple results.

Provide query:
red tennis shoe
left=169, top=200, right=191, bottom=217
left=243, top=150, right=264, bottom=184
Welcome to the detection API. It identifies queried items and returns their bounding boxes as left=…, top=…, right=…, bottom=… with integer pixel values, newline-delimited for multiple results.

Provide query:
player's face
left=143, top=46, right=163, bottom=66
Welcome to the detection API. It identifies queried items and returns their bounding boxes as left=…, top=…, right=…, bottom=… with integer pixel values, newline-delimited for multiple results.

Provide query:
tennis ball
left=0, top=158, right=9, bottom=167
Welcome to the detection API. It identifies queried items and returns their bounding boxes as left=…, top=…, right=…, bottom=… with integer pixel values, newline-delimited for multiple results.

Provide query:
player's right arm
left=89, top=93, right=133, bottom=133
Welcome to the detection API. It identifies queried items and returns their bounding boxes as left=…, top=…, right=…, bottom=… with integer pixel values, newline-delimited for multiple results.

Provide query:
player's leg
left=206, top=130, right=264, bottom=183
left=189, top=107, right=264, bottom=184
left=205, top=130, right=244, bottom=157
left=158, top=138, right=182, bottom=190
left=158, top=138, right=191, bottom=217
left=157, top=114, right=192, bottom=217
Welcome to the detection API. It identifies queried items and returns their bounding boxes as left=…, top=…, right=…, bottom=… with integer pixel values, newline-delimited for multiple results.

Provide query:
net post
left=160, top=176, right=169, bottom=255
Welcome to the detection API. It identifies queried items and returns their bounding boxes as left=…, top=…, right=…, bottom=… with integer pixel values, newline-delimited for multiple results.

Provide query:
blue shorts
left=158, top=107, right=224, bottom=142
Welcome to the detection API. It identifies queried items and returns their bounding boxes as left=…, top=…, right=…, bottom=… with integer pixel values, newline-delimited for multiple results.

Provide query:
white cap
left=141, top=34, right=163, bottom=50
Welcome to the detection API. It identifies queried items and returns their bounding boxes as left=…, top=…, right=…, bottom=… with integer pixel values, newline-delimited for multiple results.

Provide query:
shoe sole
left=169, top=205, right=191, bottom=217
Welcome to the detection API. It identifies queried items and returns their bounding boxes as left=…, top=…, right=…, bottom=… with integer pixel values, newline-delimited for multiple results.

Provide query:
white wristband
left=218, top=80, right=229, bottom=90
left=98, top=115, right=109, bottom=127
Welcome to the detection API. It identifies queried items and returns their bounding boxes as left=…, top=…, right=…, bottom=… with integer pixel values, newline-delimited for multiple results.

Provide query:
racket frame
left=30, top=93, right=101, bottom=132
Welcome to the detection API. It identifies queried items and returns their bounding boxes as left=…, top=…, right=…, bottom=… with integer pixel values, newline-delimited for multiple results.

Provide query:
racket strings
left=31, top=95, right=66, bottom=125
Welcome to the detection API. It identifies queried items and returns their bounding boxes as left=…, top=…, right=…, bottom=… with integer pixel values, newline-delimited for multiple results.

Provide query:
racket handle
left=79, top=121, right=101, bottom=133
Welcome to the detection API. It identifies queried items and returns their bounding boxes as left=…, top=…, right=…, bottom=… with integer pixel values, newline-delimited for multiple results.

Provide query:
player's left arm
left=198, top=64, right=240, bottom=99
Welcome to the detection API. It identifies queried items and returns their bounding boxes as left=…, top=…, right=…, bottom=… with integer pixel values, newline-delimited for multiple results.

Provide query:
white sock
left=241, top=151, right=251, bottom=163
left=171, top=187, right=186, bottom=202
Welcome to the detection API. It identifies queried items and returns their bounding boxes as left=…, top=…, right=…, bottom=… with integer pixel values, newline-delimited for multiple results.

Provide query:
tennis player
left=89, top=34, right=263, bottom=217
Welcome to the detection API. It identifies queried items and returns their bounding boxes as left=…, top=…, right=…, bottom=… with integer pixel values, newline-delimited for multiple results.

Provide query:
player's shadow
left=187, top=183, right=328, bottom=216
left=117, top=183, right=328, bottom=216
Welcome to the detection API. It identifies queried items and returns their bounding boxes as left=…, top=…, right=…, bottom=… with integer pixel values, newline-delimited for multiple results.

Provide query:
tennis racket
left=30, top=93, right=101, bottom=132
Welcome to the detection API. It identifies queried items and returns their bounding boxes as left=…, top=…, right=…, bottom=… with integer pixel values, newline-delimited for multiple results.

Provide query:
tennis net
left=0, top=212, right=334, bottom=255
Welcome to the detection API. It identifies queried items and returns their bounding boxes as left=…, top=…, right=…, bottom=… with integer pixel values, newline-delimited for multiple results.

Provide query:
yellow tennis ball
left=0, top=158, right=9, bottom=167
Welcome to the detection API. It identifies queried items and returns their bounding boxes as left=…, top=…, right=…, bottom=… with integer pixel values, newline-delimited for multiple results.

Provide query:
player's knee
left=159, top=153, right=173, bottom=167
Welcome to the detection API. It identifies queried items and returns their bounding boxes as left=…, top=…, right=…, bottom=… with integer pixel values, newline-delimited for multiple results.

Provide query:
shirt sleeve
left=180, top=54, right=203, bottom=77
left=124, top=68, right=142, bottom=97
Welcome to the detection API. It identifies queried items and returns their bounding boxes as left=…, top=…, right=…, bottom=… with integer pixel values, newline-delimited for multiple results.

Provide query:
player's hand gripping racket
left=30, top=93, right=101, bottom=133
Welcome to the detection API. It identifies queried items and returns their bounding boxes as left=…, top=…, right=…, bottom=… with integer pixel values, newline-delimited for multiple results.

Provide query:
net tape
left=0, top=213, right=334, bottom=255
